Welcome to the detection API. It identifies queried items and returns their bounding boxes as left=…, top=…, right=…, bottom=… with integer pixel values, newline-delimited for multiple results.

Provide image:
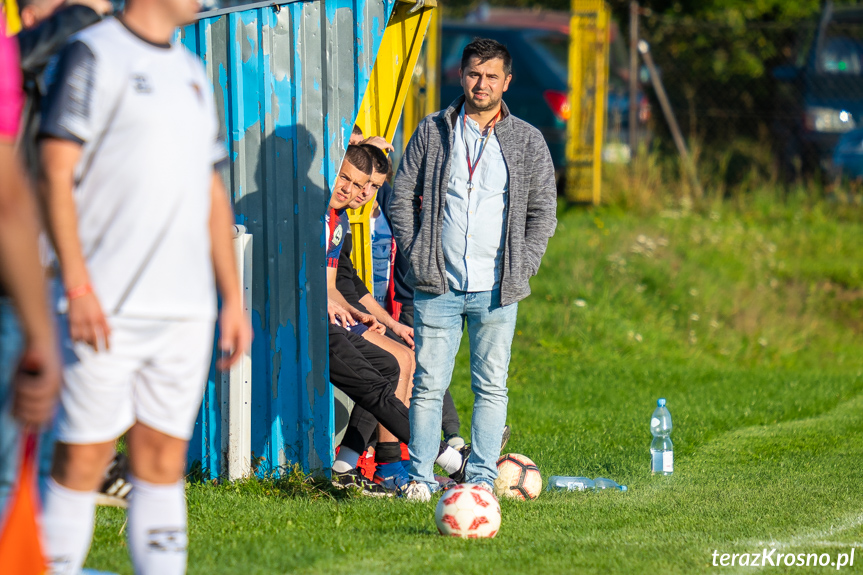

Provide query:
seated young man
left=349, top=127, right=469, bottom=450
left=332, top=145, right=419, bottom=490
left=325, top=146, right=467, bottom=494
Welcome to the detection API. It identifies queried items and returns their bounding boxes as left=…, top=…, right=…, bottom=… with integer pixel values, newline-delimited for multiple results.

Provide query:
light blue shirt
left=442, top=106, right=509, bottom=292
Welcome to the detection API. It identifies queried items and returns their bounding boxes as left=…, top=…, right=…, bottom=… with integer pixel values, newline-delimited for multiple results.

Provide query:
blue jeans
left=408, top=288, right=518, bottom=490
left=0, top=299, right=55, bottom=514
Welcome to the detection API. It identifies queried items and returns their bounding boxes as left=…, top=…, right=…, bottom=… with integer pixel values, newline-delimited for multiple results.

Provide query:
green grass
left=86, top=192, right=863, bottom=574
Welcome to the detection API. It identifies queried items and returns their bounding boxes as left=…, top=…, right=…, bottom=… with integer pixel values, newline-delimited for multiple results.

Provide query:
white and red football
left=434, top=484, right=501, bottom=538
left=493, top=453, right=542, bottom=501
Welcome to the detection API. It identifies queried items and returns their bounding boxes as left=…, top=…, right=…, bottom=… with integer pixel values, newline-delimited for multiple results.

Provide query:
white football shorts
left=56, top=315, right=215, bottom=444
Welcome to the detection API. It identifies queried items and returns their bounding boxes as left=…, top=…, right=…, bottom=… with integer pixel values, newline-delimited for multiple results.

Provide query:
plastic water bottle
left=593, top=477, right=627, bottom=491
left=650, top=397, right=673, bottom=475
left=547, top=476, right=595, bottom=491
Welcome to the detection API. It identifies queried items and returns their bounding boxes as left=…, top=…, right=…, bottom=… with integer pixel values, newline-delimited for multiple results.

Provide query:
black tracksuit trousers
left=329, top=324, right=411, bottom=447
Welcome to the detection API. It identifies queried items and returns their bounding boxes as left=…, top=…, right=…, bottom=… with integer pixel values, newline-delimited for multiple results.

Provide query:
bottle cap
left=657, top=398, right=666, bottom=407
left=620, top=485, right=628, bottom=492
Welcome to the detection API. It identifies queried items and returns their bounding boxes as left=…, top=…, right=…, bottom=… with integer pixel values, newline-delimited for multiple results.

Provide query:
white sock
left=42, top=478, right=97, bottom=575
left=127, top=476, right=187, bottom=575
left=332, top=447, right=360, bottom=473
left=435, top=446, right=462, bottom=474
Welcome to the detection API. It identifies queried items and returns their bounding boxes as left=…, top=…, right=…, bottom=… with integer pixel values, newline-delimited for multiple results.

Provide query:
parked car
left=832, top=127, right=863, bottom=179
left=773, top=3, right=863, bottom=178
left=441, top=14, right=651, bottom=182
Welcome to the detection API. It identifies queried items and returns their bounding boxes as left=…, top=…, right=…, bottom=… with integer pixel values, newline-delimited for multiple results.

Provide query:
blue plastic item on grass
left=547, top=476, right=628, bottom=492
left=593, top=477, right=628, bottom=491
left=546, top=476, right=595, bottom=491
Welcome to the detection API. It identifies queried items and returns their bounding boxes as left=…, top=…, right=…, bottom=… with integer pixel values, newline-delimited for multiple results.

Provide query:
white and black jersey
left=41, top=17, right=226, bottom=320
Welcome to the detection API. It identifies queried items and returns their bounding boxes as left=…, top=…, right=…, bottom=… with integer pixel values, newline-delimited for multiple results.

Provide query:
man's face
left=459, top=56, right=512, bottom=114
left=330, top=160, right=370, bottom=210
left=348, top=170, right=386, bottom=210
left=20, top=0, right=66, bottom=29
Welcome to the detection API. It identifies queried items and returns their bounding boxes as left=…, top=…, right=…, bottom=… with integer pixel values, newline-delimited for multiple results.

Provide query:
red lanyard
left=463, top=110, right=499, bottom=190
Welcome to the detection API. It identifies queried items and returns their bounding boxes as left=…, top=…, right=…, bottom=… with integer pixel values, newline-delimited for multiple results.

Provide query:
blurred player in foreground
left=0, top=9, right=62, bottom=516
left=36, top=0, right=250, bottom=571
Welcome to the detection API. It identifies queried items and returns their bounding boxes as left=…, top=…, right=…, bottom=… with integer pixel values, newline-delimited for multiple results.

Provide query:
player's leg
left=329, top=327, right=412, bottom=444
left=408, top=289, right=464, bottom=490
left=42, top=315, right=140, bottom=575
left=462, top=290, right=518, bottom=490
left=125, top=422, right=190, bottom=574
left=361, top=330, right=414, bottom=485
left=334, top=341, right=401, bottom=474
left=330, top=328, right=463, bottom=482
left=124, top=318, right=213, bottom=574
left=363, top=329, right=414, bottom=401
left=44, top=441, right=116, bottom=573
left=441, top=391, right=463, bottom=448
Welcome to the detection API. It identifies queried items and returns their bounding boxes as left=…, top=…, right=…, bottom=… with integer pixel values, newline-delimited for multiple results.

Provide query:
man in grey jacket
left=388, top=38, right=557, bottom=500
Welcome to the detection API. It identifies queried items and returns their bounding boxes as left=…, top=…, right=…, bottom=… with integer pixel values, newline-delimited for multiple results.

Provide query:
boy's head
left=348, top=144, right=390, bottom=210
left=349, top=124, right=364, bottom=145
left=330, top=145, right=372, bottom=210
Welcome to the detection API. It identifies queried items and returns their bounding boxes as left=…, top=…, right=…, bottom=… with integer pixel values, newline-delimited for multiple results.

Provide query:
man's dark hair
left=352, top=124, right=364, bottom=138
left=343, top=145, right=373, bottom=176
left=360, top=144, right=390, bottom=176
left=460, top=38, right=512, bottom=76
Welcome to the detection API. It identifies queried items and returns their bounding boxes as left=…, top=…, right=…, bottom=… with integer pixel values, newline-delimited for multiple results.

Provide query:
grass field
left=86, top=191, right=863, bottom=574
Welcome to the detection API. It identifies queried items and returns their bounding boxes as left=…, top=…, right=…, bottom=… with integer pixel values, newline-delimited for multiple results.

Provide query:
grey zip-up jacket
left=388, top=96, right=557, bottom=306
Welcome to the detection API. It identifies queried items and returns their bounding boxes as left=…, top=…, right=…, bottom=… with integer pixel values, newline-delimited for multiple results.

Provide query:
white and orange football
left=494, top=453, right=542, bottom=501
left=434, top=484, right=501, bottom=538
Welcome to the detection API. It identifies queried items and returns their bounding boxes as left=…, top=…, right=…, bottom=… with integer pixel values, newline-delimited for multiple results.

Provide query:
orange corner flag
left=0, top=432, right=47, bottom=575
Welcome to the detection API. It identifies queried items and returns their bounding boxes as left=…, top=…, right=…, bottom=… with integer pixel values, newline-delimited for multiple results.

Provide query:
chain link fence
left=635, top=7, right=863, bottom=185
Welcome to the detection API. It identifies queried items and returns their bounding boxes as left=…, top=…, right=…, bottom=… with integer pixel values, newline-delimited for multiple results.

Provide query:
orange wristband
left=66, top=283, right=93, bottom=301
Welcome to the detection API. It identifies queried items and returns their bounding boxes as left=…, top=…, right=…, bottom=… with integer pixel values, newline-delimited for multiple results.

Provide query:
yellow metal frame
left=401, top=7, right=440, bottom=148
left=565, top=0, right=609, bottom=205
left=349, top=0, right=437, bottom=290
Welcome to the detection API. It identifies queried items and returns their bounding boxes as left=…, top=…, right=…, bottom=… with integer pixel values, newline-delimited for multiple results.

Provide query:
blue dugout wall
left=181, top=0, right=395, bottom=478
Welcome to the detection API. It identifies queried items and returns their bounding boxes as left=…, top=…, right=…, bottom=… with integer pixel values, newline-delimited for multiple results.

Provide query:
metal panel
left=181, top=0, right=394, bottom=478
left=566, top=0, right=609, bottom=204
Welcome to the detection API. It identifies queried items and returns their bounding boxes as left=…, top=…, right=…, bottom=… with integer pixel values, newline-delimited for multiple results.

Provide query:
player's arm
left=0, top=142, right=61, bottom=426
left=325, top=267, right=383, bottom=333
left=39, top=138, right=112, bottom=351
left=209, top=172, right=251, bottom=369
left=38, top=39, right=111, bottom=351
left=357, top=293, right=413, bottom=348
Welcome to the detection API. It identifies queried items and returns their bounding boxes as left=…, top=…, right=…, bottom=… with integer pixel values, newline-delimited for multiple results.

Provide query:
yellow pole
left=350, top=0, right=437, bottom=290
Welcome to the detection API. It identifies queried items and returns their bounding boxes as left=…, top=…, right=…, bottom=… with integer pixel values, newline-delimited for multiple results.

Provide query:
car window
left=818, top=19, right=863, bottom=75
left=442, top=33, right=474, bottom=86
left=524, top=32, right=568, bottom=81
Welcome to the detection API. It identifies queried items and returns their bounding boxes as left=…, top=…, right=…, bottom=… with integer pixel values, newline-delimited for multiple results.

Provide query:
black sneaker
left=95, top=453, right=132, bottom=508
left=448, top=425, right=511, bottom=484
left=332, top=469, right=394, bottom=497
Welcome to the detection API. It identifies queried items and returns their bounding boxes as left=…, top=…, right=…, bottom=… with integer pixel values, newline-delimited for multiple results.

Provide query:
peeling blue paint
left=183, top=0, right=396, bottom=478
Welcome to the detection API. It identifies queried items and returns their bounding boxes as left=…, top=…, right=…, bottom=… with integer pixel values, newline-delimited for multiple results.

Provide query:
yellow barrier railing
left=350, top=0, right=437, bottom=290
left=566, top=0, right=609, bottom=205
